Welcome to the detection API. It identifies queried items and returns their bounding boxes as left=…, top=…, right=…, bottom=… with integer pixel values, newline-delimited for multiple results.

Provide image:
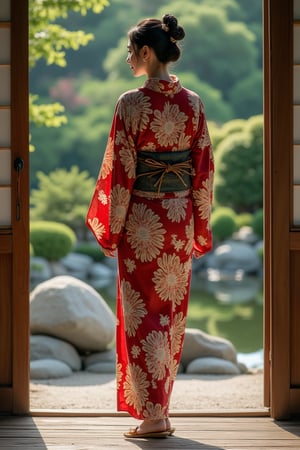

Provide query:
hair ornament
left=170, top=36, right=177, bottom=43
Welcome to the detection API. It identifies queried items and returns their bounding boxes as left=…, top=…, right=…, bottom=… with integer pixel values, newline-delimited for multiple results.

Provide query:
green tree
left=30, top=166, right=95, bottom=237
left=172, top=3, right=257, bottom=95
left=236, top=0, right=263, bottom=24
left=228, top=70, right=263, bottom=118
left=172, top=72, right=234, bottom=123
left=105, top=2, right=258, bottom=97
left=29, top=0, right=263, bottom=184
left=214, top=115, right=263, bottom=212
left=30, top=76, right=138, bottom=184
left=29, top=0, right=109, bottom=144
left=209, top=118, right=246, bottom=150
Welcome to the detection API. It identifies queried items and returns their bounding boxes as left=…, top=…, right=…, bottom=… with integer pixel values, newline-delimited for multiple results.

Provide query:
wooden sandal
left=124, top=426, right=169, bottom=439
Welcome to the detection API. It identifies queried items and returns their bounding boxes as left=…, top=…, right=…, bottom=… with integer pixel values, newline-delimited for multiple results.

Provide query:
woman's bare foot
left=124, top=418, right=174, bottom=438
left=137, top=419, right=166, bottom=434
left=165, top=418, right=175, bottom=435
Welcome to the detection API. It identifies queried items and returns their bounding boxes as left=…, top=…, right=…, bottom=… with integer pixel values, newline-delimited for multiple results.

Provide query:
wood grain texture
left=0, top=416, right=299, bottom=449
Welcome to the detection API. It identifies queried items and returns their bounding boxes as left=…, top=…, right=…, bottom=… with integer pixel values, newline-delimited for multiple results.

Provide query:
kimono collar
left=143, top=75, right=182, bottom=96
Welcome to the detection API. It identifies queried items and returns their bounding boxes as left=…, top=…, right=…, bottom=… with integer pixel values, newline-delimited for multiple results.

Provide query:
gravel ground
left=30, top=370, right=264, bottom=412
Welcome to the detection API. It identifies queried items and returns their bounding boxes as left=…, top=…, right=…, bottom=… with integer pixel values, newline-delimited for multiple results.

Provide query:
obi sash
left=134, top=150, right=192, bottom=193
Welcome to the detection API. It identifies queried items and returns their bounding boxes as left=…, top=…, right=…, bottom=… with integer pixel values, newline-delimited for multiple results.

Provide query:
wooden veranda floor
left=0, top=415, right=300, bottom=449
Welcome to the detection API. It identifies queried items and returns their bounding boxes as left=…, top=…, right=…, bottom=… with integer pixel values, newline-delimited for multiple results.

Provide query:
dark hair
left=128, top=14, right=185, bottom=64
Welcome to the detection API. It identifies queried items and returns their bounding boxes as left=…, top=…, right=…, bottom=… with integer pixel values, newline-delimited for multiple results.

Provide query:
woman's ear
left=141, top=45, right=151, bottom=61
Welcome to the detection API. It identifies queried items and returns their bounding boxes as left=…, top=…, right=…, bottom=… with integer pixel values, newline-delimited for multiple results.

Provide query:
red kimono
left=86, top=75, right=214, bottom=420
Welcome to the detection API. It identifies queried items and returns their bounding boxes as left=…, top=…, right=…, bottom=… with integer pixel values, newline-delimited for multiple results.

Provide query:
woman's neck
left=146, top=62, right=171, bottom=81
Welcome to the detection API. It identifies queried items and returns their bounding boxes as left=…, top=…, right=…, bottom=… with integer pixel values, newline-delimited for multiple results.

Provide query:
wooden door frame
left=11, top=0, right=30, bottom=414
left=264, top=0, right=294, bottom=419
left=263, top=0, right=271, bottom=411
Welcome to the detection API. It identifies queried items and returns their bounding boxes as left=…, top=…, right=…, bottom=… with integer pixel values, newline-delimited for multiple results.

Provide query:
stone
left=83, top=349, right=115, bottom=369
left=30, top=358, right=72, bottom=379
left=60, top=253, right=93, bottom=279
left=232, top=226, right=259, bottom=245
left=88, top=263, right=115, bottom=289
left=48, top=261, right=68, bottom=277
left=88, top=263, right=114, bottom=280
left=30, top=334, right=81, bottom=371
left=206, top=240, right=261, bottom=274
left=237, top=361, right=248, bottom=373
left=84, top=349, right=116, bottom=373
left=30, top=275, right=115, bottom=351
left=86, top=362, right=116, bottom=374
left=181, top=328, right=237, bottom=368
left=30, top=257, right=52, bottom=282
left=186, top=356, right=241, bottom=375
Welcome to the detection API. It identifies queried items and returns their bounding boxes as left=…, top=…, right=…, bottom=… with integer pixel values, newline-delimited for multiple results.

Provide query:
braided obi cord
left=134, top=150, right=193, bottom=193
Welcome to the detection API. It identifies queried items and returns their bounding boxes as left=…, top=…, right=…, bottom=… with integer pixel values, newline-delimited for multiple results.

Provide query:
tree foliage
left=104, top=1, right=259, bottom=99
left=29, top=0, right=109, bottom=136
left=157, top=2, right=258, bottom=96
left=29, top=0, right=263, bottom=207
left=29, top=0, right=109, bottom=68
left=228, top=70, right=263, bottom=118
left=30, top=166, right=96, bottom=236
left=214, top=115, right=263, bottom=213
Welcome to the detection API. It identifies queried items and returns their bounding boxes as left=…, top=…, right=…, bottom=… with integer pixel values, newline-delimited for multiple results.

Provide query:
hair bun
left=162, top=14, right=185, bottom=41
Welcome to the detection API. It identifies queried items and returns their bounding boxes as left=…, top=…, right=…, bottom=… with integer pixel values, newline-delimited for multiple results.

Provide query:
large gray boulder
left=30, top=334, right=81, bottom=371
left=30, top=276, right=115, bottom=351
left=181, top=328, right=237, bottom=368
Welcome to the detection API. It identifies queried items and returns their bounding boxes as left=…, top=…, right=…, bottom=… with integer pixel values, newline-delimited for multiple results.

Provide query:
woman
left=86, top=14, right=214, bottom=438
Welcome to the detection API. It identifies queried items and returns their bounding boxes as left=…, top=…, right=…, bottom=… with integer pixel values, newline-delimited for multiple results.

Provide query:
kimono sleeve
left=86, top=96, right=136, bottom=251
left=191, top=99, right=214, bottom=257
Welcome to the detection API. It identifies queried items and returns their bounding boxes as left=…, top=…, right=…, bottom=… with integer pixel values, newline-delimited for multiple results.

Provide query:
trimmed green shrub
left=211, top=207, right=237, bottom=242
left=30, top=221, right=76, bottom=261
left=74, top=243, right=104, bottom=262
left=236, top=212, right=253, bottom=230
left=252, top=209, right=264, bottom=238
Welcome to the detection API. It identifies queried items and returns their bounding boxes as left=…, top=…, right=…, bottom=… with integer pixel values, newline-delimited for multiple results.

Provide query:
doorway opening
left=28, top=0, right=265, bottom=414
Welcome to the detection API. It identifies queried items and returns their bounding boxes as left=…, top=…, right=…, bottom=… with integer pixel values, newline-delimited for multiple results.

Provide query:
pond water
left=188, top=274, right=263, bottom=352
left=98, top=271, right=263, bottom=367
